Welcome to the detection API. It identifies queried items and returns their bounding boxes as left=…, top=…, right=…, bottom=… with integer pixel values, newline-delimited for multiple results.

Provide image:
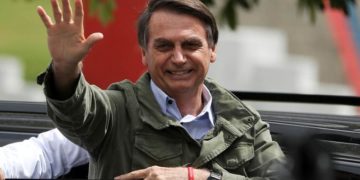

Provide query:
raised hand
left=37, top=0, right=103, bottom=66
left=37, top=0, right=103, bottom=97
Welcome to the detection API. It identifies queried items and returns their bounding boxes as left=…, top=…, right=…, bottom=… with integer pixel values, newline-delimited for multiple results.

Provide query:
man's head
left=137, top=0, right=218, bottom=49
left=137, top=0, right=218, bottom=98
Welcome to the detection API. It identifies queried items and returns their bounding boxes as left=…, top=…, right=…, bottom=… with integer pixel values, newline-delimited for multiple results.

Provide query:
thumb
left=84, top=32, right=104, bottom=50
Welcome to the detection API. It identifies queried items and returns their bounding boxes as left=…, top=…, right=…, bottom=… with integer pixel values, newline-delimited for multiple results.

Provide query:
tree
left=88, top=0, right=356, bottom=29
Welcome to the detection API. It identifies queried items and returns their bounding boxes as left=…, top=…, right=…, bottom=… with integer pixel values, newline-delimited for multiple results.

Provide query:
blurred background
left=0, top=1, right=51, bottom=101
left=0, top=0, right=359, bottom=116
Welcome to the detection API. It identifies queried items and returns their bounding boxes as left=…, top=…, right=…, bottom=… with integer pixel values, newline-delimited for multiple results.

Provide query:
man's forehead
left=149, top=9, right=205, bottom=28
left=148, top=11, right=206, bottom=35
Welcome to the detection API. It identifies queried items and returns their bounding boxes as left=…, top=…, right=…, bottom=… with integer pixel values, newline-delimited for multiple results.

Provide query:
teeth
left=171, top=70, right=189, bottom=75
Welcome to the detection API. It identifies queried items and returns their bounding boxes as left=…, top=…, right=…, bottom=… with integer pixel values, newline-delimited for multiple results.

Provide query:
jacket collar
left=135, top=73, right=177, bottom=129
left=134, top=73, right=255, bottom=136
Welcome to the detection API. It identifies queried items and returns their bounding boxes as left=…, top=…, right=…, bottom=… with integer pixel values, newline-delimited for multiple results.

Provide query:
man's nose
left=171, top=47, right=186, bottom=64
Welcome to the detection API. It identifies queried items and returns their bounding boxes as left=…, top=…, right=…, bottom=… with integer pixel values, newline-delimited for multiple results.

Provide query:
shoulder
left=205, top=78, right=260, bottom=117
left=107, top=79, right=135, bottom=91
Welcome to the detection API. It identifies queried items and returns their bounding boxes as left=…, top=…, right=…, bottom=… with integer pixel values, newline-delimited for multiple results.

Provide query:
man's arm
left=114, top=166, right=210, bottom=180
left=37, top=0, right=103, bottom=99
left=0, top=129, right=89, bottom=179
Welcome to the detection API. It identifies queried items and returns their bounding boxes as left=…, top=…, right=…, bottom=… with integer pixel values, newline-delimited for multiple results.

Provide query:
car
left=1, top=91, right=359, bottom=179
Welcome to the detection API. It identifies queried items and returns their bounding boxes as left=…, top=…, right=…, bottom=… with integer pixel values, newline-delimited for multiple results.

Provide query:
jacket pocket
left=132, top=132, right=183, bottom=169
left=215, top=142, right=254, bottom=170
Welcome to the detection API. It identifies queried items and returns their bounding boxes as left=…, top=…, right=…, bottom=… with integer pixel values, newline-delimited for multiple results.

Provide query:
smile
left=166, top=69, right=193, bottom=78
left=169, top=70, right=192, bottom=75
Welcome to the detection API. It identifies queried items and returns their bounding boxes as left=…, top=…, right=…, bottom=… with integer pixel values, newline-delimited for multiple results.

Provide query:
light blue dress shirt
left=150, top=80, right=214, bottom=140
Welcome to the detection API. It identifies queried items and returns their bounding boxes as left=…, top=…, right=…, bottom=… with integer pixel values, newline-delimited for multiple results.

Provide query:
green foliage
left=202, top=0, right=355, bottom=29
left=89, top=0, right=117, bottom=26
left=221, top=0, right=237, bottom=30
left=329, top=0, right=356, bottom=15
left=17, top=0, right=357, bottom=30
left=202, top=0, right=259, bottom=30
left=297, top=0, right=356, bottom=23
left=297, top=0, right=323, bottom=23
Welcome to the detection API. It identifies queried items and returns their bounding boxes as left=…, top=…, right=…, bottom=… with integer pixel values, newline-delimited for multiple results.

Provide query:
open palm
left=37, top=0, right=103, bottom=66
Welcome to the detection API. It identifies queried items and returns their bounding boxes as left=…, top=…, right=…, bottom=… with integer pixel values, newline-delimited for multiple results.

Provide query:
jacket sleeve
left=0, top=129, right=88, bottom=179
left=43, top=71, right=123, bottom=156
left=212, top=114, right=290, bottom=180
left=254, top=118, right=287, bottom=175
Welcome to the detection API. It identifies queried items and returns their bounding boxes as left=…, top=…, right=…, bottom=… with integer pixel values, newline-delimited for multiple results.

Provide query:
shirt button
left=167, top=99, right=173, bottom=105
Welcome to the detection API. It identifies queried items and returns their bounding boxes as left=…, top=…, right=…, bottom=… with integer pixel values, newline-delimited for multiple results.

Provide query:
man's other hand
left=114, top=166, right=210, bottom=180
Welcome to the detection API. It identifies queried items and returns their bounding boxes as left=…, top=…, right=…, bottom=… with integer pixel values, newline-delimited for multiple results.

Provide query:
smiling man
left=37, top=0, right=286, bottom=179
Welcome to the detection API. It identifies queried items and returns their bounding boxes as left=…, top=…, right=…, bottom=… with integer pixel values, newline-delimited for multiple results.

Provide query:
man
left=37, top=0, right=285, bottom=179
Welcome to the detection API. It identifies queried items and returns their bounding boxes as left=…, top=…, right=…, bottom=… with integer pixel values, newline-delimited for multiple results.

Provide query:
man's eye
left=155, top=44, right=172, bottom=51
left=183, top=42, right=202, bottom=50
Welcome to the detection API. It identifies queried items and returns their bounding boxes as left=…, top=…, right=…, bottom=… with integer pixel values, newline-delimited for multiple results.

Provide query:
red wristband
left=187, top=167, right=194, bottom=180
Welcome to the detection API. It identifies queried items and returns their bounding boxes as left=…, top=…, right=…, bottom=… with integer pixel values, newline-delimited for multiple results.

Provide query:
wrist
left=51, top=61, right=82, bottom=98
left=187, top=167, right=194, bottom=180
left=190, top=168, right=210, bottom=180
left=52, top=61, right=82, bottom=78
left=185, top=167, right=222, bottom=180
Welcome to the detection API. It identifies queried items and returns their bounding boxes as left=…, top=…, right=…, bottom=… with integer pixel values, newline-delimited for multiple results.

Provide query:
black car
left=1, top=92, right=359, bottom=179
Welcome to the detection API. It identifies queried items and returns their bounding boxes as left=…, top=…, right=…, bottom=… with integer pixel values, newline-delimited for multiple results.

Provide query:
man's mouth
left=168, top=70, right=192, bottom=75
left=166, top=69, right=193, bottom=79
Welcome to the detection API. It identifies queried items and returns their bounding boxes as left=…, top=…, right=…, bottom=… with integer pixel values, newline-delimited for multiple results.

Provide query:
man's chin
left=168, top=84, right=199, bottom=93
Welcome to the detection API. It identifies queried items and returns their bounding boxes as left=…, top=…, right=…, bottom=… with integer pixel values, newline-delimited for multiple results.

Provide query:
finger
left=84, top=33, right=104, bottom=50
left=62, top=0, right=72, bottom=23
left=51, top=0, right=63, bottom=23
left=114, top=169, right=148, bottom=180
left=114, top=175, right=126, bottom=180
left=74, top=0, right=84, bottom=26
left=37, top=6, right=54, bottom=29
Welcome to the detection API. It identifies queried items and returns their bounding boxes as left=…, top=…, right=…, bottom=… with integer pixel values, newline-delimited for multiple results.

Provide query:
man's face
left=142, top=10, right=216, bottom=97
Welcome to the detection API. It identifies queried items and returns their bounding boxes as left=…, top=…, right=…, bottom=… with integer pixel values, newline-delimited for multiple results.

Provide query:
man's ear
left=141, top=48, right=147, bottom=66
left=210, top=46, right=216, bottom=63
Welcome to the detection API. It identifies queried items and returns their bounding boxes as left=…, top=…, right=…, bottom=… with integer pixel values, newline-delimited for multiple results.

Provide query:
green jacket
left=45, top=72, right=285, bottom=179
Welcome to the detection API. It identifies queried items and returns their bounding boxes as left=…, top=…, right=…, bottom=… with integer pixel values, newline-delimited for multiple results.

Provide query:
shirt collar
left=150, top=80, right=214, bottom=125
